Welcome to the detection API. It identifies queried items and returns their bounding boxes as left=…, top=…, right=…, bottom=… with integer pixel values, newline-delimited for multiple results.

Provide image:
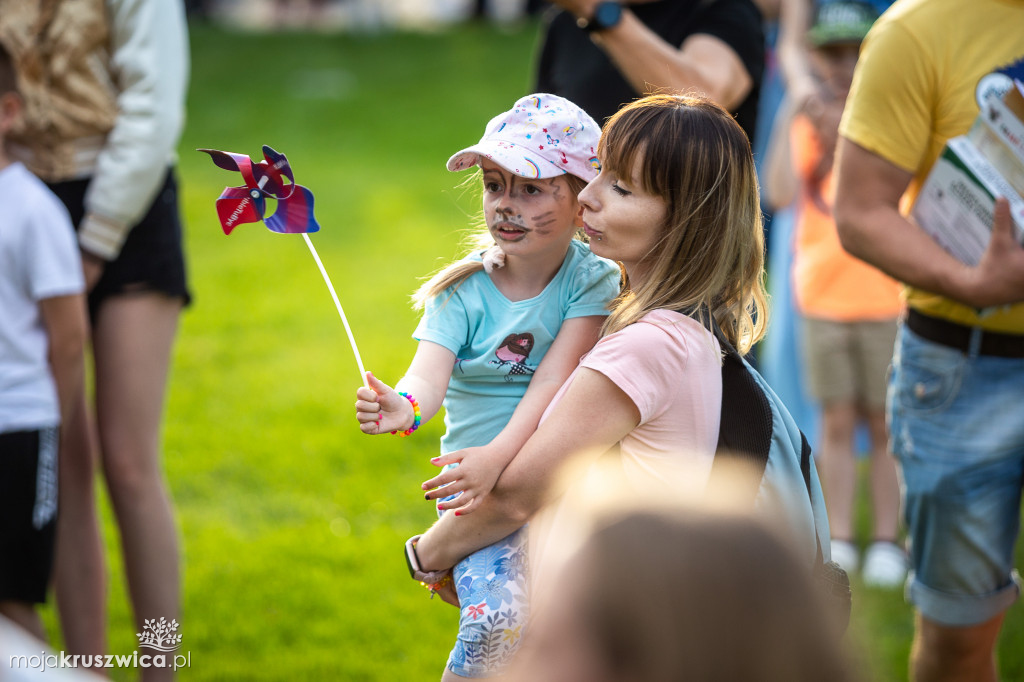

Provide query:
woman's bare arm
left=414, top=367, right=640, bottom=571
left=420, top=315, right=604, bottom=514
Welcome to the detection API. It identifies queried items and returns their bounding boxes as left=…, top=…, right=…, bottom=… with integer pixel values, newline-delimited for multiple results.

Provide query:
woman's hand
left=432, top=576, right=460, bottom=607
left=80, top=251, right=106, bottom=292
left=354, top=371, right=413, bottom=435
left=422, top=446, right=510, bottom=515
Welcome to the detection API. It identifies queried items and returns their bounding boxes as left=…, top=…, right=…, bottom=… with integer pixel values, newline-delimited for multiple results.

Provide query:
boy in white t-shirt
left=0, top=41, right=88, bottom=641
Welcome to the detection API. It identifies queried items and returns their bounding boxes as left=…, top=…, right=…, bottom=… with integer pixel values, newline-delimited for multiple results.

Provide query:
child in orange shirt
left=765, top=0, right=906, bottom=587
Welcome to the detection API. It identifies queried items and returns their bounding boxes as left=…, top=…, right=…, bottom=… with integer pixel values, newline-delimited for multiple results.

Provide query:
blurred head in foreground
left=512, top=457, right=854, bottom=682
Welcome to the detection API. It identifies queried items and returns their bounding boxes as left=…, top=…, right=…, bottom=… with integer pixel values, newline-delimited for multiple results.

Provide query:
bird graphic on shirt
left=491, top=332, right=536, bottom=381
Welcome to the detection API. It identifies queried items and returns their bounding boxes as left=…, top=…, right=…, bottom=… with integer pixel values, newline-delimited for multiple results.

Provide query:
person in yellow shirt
left=834, top=0, right=1024, bottom=679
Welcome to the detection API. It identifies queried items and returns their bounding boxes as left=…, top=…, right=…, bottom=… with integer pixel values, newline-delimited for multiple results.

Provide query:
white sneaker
left=862, top=541, right=908, bottom=589
left=830, top=539, right=859, bottom=574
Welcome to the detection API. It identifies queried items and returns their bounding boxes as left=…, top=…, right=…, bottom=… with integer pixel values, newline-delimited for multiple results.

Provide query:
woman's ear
left=574, top=204, right=585, bottom=228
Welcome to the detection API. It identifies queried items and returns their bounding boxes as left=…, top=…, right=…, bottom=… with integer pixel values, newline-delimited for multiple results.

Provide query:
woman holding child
left=359, top=93, right=831, bottom=677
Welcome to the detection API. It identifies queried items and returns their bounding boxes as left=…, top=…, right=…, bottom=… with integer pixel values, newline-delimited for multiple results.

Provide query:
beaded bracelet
left=391, top=391, right=421, bottom=437
left=405, top=535, right=451, bottom=598
left=425, top=572, right=453, bottom=599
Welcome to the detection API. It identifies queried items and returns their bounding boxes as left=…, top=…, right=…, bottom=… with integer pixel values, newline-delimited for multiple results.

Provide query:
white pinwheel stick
left=253, top=173, right=369, bottom=389
left=302, top=232, right=369, bottom=389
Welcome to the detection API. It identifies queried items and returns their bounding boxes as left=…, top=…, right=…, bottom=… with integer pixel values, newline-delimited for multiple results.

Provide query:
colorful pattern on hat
left=447, top=93, right=602, bottom=181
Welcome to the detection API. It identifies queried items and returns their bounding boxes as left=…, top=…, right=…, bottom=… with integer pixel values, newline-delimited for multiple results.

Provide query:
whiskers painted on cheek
left=532, top=210, right=558, bottom=228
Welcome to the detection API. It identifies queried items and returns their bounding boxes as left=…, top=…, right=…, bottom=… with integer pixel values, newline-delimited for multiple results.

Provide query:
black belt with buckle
left=906, top=309, right=1024, bottom=358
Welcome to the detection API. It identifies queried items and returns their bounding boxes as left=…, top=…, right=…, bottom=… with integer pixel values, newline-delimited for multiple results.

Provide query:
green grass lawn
left=38, top=19, right=1023, bottom=681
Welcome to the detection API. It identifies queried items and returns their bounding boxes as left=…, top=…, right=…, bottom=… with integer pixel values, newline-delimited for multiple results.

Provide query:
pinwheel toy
left=199, top=145, right=367, bottom=386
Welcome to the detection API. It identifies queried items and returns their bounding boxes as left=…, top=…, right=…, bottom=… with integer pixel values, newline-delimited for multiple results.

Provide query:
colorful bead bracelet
left=391, top=391, right=421, bottom=437
left=425, top=572, right=453, bottom=598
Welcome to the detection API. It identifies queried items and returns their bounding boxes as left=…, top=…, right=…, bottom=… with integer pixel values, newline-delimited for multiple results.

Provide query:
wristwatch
left=577, top=1, right=624, bottom=32
left=404, top=535, right=450, bottom=585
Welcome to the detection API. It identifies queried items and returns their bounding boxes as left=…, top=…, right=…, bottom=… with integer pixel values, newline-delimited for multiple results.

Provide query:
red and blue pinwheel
left=199, top=145, right=319, bottom=235
left=199, top=145, right=368, bottom=387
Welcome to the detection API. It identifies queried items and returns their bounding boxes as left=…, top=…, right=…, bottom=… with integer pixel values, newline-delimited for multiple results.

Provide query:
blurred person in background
left=758, top=0, right=895, bottom=425
left=834, top=0, right=1024, bottom=678
left=0, top=2, right=190, bottom=678
left=776, top=0, right=892, bottom=113
left=533, top=0, right=764, bottom=142
left=763, top=0, right=905, bottom=588
left=1, top=614, right=103, bottom=681
left=0, top=38, right=87, bottom=646
left=510, top=459, right=855, bottom=682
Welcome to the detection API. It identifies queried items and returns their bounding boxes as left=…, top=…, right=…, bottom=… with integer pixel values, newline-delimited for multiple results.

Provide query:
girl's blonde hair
left=599, top=94, right=768, bottom=354
left=412, top=172, right=589, bottom=308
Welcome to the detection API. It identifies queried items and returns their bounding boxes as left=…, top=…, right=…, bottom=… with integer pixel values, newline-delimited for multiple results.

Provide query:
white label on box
left=969, top=94, right=1024, bottom=196
left=911, top=136, right=1024, bottom=266
left=980, top=93, right=1024, bottom=162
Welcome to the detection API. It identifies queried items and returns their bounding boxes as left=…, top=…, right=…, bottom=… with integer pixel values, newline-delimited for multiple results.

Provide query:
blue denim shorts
left=888, top=324, right=1024, bottom=626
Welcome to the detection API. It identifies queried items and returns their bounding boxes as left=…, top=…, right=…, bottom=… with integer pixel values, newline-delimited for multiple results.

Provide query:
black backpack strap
left=799, top=430, right=813, bottom=498
left=683, top=310, right=848, bottom=628
left=698, top=312, right=773, bottom=505
left=800, top=429, right=829, bottom=566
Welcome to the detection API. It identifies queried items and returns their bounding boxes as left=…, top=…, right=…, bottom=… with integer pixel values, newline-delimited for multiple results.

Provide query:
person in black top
left=535, top=0, right=764, bottom=141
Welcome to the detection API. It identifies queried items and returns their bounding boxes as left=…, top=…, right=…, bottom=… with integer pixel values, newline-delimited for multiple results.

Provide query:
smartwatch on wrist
left=577, top=1, right=623, bottom=32
left=404, top=535, right=449, bottom=585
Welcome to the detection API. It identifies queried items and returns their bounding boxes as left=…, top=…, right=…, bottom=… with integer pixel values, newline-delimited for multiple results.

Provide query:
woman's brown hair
left=599, top=94, right=768, bottom=354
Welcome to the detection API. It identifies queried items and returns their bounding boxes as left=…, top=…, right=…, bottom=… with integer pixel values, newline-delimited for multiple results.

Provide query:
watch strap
left=404, top=535, right=450, bottom=585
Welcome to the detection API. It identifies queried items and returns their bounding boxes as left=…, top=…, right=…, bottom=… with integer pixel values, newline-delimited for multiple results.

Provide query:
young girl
left=412, top=94, right=832, bottom=618
left=354, top=93, right=619, bottom=679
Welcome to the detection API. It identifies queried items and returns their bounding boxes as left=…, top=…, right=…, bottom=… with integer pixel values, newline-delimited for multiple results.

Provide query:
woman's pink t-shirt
left=542, top=309, right=723, bottom=486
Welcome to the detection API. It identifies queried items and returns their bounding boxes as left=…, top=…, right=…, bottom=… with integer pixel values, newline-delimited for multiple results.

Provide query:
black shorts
left=0, top=428, right=59, bottom=604
left=48, top=169, right=193, bottom=321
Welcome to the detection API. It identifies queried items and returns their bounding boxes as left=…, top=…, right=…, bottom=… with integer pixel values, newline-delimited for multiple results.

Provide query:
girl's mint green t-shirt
left=414, top=239, right=619, bottom=454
